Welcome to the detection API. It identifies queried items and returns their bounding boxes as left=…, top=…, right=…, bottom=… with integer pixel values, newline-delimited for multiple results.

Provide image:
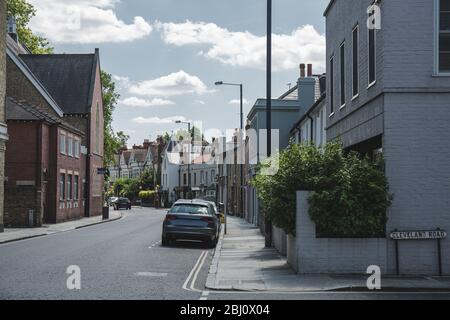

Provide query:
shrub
left=252, top=141, right=392, bottom=237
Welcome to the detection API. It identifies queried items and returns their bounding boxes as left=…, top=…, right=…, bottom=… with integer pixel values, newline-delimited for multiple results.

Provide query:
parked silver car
left=162, top=199, right=220, bottom=247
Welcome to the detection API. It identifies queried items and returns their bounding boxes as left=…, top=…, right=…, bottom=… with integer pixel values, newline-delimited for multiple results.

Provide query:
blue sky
left=29, top=0, right=329, bottom=146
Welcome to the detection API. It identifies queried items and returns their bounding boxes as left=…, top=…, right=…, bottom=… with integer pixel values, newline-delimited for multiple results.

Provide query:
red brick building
left=5, top=99, right=84, bottom=225
left=4, top=35, right=104, bottom=226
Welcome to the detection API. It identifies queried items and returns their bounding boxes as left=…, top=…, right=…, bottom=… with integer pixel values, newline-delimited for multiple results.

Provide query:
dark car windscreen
left=170, top=204, right=210, bottom=215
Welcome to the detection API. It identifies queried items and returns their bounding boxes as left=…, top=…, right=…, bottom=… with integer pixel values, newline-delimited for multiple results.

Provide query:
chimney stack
left=307, top=64, right=313, bottom=77
left=300, top=63, right=306, bottom=78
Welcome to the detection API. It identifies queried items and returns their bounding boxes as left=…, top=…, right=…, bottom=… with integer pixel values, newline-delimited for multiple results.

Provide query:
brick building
left=322, top=0, right=450, bottom=274
left=4, top=33, right=104, bottom=226
left=5, top=98, right=84, bottom=226
left=19, top=50, right=105, bottom=220
left=0, top=1, right=8, bottom=232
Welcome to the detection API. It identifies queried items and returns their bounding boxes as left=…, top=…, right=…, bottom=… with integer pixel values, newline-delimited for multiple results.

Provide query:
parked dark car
left=113, top=197, right=131, bottom=210
left=162, top=200, right=220, bottom=247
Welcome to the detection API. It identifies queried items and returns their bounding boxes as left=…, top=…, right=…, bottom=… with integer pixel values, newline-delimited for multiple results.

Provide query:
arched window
left=96, top=102, right=100, bottom=154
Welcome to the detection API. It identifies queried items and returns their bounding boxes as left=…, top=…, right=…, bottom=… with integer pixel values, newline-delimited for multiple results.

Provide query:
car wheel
left=161, top=236, right=168, bottom=246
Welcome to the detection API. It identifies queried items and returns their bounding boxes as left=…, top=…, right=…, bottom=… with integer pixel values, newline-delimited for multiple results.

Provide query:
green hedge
left=252, top=141, right=392, bottom=237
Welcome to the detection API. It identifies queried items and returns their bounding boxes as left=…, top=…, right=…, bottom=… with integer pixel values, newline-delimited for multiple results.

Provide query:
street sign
left=390, top=230, right=447, bottom=240
left=97, top=168, right=107, bottom=175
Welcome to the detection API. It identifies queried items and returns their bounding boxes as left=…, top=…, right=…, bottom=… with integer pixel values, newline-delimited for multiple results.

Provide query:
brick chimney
left=143, top=139, right=151, bottom=149
left=307, top=64, right=313, bottom=77
left=300, top=63, right=306, bottom=78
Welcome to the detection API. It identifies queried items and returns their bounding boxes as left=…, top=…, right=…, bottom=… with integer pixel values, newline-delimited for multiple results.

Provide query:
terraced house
left=4, top=29, right=104, bottom=226
left=324, top=0, right=450, bottom=275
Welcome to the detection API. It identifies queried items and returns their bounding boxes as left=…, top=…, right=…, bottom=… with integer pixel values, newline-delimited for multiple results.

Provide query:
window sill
left=367, top=80, right=377, bottom=89
left=351, top=94, right=359, bottom=101
left=432, top=73, right=450, bottom=77
left=329, top=112, right=335, bottom=118
left=339, top=104, right=346, bottom=110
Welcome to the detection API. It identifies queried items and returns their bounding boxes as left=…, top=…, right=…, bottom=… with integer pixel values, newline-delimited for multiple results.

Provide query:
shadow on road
left=162, top=240, right=214, bottom=250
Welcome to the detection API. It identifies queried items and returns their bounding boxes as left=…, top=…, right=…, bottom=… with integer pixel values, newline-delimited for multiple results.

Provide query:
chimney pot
left=300, top=63, right=306, bottom=77
left=307, top=64, right=313, bottom=77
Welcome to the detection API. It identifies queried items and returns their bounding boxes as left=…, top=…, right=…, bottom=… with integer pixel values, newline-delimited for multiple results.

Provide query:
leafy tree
left=6, top=0, right=53, bottom=53
left=139, top=169, right=155, bottom=190
left=101, top=70, right=129, bottom=167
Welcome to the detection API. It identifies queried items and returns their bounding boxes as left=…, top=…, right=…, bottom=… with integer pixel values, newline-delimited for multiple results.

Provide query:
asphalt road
left=1, top=206, right=449, bottom=300
left=0, top=207, right=213, bottom=300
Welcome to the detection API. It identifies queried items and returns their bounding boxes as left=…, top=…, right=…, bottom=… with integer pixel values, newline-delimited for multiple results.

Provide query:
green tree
left=101, top=70, right=129, bottom=167
left=6, top=0, right=53, bottom=54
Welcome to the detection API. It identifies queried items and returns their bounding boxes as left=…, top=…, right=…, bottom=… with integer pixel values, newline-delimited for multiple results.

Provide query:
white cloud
left=129, top=70, right=208, bottom=97
left=120, top=97, right=175, bottom=107
left=28, top=0, right=152, bottom=43
left=229, top=99, right=250, bottom=105
left=132, top=116, right=189, bottom=124
left=156, top=20, right=325, bottom=72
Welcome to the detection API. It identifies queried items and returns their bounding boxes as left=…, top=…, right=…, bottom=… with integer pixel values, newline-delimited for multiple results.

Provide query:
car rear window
left=170, top=204, right=210, bottom=215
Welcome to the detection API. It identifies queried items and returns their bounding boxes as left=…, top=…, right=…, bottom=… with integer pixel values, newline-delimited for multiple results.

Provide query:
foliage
left=7, top=0, right=53, bottom=53
left=138, top=169, right=155, bottom=190
left=138, top=190, right=156, bottom=200
left=252, top=141, right=392, bottom=237
left=101, top=71, right=129, bottom=167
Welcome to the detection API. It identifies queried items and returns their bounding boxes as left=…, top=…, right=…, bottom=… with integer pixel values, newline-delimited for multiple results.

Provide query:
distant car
left=193, top=199, right=224, bottom=225
left=162, top=199, right=221, bottom=247
left=109, top=197, right=119, bottom=206
left=113, top=197, right=131, bottom=210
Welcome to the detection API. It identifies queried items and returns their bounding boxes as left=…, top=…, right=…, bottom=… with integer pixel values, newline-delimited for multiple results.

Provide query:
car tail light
left=165, top=215, right=177, bottom=221
left=201, top=217, right=214, bottom=223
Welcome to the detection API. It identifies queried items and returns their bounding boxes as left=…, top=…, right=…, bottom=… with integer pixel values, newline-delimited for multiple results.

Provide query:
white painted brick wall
left=292, top=191, right=387, bottom=274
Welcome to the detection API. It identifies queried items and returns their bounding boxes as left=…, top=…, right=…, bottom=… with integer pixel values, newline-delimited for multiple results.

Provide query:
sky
left=28, top=0, right=329, bottom=146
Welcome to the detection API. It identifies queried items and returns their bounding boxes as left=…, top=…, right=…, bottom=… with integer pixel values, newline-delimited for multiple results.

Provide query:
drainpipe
left=307, top=114, right=314, bottom=143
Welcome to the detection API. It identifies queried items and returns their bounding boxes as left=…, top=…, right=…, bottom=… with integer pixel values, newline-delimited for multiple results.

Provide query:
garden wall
left=288, top=191, right=388, bottom=274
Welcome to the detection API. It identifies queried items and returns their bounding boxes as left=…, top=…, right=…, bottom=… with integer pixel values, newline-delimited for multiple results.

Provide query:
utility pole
left=265, top=0, right=273, bottom=248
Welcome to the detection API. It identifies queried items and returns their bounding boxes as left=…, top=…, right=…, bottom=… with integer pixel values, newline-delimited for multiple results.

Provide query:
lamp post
left=175, top=120, right=192, bottom=198
left=215, top=81, right=245, bottom=218
left=214, top=81, right=244, bottom=130
left=265, top=0, right=273, bottom=248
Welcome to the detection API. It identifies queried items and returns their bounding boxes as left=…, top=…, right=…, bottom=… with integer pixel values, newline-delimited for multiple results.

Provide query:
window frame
left=74, top=175, right=79, bottom=200
left=352, top=24, right=359, bottom=99
left=67, top=136, right=73, bottom=157
left=60, top=174, right=65, bottom=201
left=368, top=23, right=377, bottom=87
left=67, top=174, right=72, bottom=200
left=329, top=54, right=335, bottom=117
left=435, top=0, right=450, bottom=75
left=339, top=41, right=346, bottom=109
left=60, top=133, right=66, bottom=155
left=74, top=139, right=80, bottom=158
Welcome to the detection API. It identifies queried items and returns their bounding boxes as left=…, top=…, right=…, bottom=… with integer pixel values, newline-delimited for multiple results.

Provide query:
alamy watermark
left=66, top=265, right=81, bottom=290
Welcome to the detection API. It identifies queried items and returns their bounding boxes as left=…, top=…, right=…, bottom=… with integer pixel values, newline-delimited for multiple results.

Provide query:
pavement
left=0, top=208, right=123, bottom=244
left=206, top=215, right=450, bottom=293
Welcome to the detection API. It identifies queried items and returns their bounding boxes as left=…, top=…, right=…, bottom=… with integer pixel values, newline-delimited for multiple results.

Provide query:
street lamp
left=214, top=81, right=244, bottom=130
left=215, top=81, right=245, bottom=218
left=265, top=0, right=273, bottom=248
left=175, top=120, right=192, bottom=198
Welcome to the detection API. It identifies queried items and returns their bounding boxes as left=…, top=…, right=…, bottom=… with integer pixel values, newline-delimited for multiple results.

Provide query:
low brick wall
left=289, top=191, right=387, bottom=274
left=4, top=186, right=42, bottom=227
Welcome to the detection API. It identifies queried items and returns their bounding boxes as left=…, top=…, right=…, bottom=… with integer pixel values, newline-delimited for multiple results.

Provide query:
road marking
left=202, top=291, right=209, bottom=296
left=190, top=251, right=208, bottom=291
left=135, top=272, right=168, bottom=277
left=182, top=250, right=207, bottom=293
left=148, top=240, right=161, bottom=249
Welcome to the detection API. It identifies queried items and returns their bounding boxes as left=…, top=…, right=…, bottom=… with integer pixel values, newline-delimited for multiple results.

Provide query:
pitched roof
left=133, top=149, right=148, bottom=162
left=19, top=52, right=98, bottom=114
left=6, top=98, right=59, bottom=123
left=6, top=48, right=64, bottom=117
left=122, top=150, right=132, bottom=165
left=6, top=97, right=84, bottom=135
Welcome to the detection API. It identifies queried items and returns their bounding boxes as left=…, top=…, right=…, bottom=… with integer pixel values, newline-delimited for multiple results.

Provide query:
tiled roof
left=20, top=53, right=97, bottom=114
left=133, top=149, right=148, bottom=162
